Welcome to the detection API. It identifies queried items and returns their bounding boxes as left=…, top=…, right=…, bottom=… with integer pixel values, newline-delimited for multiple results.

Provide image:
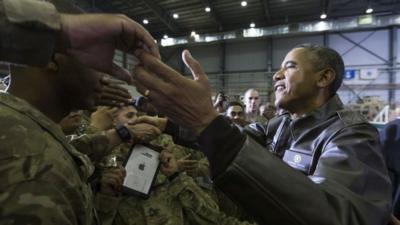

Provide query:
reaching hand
left=213, top=93, right=225, bottom=107
left=160, top=150, right=179, bottom=177
left=125, top=122, right=161, bottom=143
left=95, top=77, right=131, bottom=107
left=133, top=50, right=218, bottom=134
left=177, top=153, right=198, bottom=173
left=90, top=106, right=118, bottom=131
left=60, top=13, right=160, bottom=83
left=389, top=215, right=400, bottom=225
left=99, top=167, right=126, bottom=196
left=135, top=116, right=168, bottom=132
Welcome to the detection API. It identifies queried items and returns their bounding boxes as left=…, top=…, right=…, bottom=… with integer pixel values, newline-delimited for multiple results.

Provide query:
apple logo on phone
left=138, top=163, right=145, bottom=171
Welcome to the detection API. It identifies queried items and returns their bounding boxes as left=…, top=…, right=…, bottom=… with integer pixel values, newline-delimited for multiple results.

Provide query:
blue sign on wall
left=344, top=69, right=356, bottom=80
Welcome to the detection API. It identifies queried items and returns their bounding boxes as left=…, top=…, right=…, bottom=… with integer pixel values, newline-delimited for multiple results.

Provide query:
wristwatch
left=115, top=125, right=132, bottom=142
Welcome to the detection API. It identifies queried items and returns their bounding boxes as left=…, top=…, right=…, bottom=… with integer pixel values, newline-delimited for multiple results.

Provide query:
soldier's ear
left=47, top=62, right=58, bottom=72
left=46, top=54, right=61, bottom=72
left=316, top=68, right=335, bottom=89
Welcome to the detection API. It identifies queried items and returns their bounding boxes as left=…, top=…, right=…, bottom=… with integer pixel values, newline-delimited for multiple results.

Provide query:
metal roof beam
left=260, top=0, right=271, bottom=21
left=199, top=0, right=223, bottom=30
left=79, top=0, right=103, bottom=12
left=140, top=0, right=180, bottom=33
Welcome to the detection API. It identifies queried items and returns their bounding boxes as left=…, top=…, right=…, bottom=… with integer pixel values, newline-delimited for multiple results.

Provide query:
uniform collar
left=0, top=92, right=65, bottom=137
left=0, top=92, right=94, bottom=179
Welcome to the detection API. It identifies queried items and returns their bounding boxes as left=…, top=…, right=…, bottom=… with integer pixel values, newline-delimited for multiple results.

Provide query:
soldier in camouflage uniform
left=151, top=134, right=210, bottom=178
left=130, top=116, right=258, bottom=224
left=92, top=114, right=256, bottom=225
left=0, top=0, right=160, bottom=223
left=152, top=134, right=254, bottom=223
left=0, top=55, right=101, bottom=224
left=96, top=141, right=256, bottom=225
left=151, top=134, right=217, bottom=198
left=86, top=104, right=251, bottom=225
left=60, top=110, right=85, bottom=135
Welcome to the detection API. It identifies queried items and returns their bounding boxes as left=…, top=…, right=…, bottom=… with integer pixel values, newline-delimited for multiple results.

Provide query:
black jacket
left=380, top=118, right=400, bottom=218
left=197, top=95, right=392, bottom=225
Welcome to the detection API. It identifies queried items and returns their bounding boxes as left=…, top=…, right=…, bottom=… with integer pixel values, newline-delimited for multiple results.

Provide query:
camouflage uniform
left=96, top=136, right=256, bottom=225
left=69, top=132, right=111, bottom=163
left=154, top=135, right=217, bottom=200
left=0, top=0, right=61, bottom=67
left=111, top=173, right=256, bottom=225
left=151, top=134, right=210, bottom=179
left=75, top=112, right=92, bottom=136
left=152, top=135, right=254, bottom=223
left=0, top=93, right=96, bottom=225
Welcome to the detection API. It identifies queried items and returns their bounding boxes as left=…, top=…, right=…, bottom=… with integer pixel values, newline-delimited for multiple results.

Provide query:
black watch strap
left=115, top=125, right=132, bottom=142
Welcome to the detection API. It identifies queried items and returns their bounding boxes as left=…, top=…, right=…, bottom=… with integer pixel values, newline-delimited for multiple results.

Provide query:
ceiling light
left=143, top=19, right=149, bottom=24
left=205, top=7, right=211, bottom=12
left=163, top=34, right=168, bottom=39
left=250, top=22, right=255, bottom=28
left=241, top=1, right=247, bottom=7
left=190, top=31, right=196, bottom=37
left=366, top=8, right=373, bottom=14
left=320, top=13, right=327, bottom=19
left=173, top=13, right=179, bottom=19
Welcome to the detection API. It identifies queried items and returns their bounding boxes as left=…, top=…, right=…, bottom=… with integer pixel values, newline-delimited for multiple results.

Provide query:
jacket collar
left=289, top=94, right=344, bottom=138
left=303, top=94, right=343, bottom=121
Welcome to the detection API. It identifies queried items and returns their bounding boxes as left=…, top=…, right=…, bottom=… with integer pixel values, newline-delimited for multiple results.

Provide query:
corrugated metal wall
left=114, top=27, right=400, bottom=107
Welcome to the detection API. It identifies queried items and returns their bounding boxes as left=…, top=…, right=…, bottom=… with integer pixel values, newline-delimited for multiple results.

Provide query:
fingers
left=103, top=84, right=131, bottom=99
left=134, top=25, right=161, bottom=59
left=182, top=49, right=206, bottom=82
left=133, top=116, right=167, bottom=131
left=133, top=66, right=170, bottom=92
left=133, top=85, right=167, bottom=113
left=104, top=106, right=119, bottom=115
left=179, top=160, right=198, bottom=167
left=119, top=17, right=161, bottom=59
left=90, top=106, right=116, bottom=130
left=101, top=168, right=126, bottom=191
left=134, top=115, right=155, bottom=124
left=134, top=50, right=181, bottom=84
left=180, top=153, right=192, bottom=160
left=96, top=78, right=131, bottom=106
left=111, top=63, right=133, bottom=84
left=103, top=167, right=126, bottom=180
left=160, top=151, right=173, bottom=168
left=177, top=158, right=198, bottom=172
left=96, top=93, right=129, bottom=107
left=95, top=99, right=123, bottom=107
left=126, top=123, right=161, bottom=141
left=132, top=79, right=148, bottom=97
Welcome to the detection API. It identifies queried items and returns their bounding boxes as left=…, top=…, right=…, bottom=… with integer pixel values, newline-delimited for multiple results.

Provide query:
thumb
left=182, top=49, right=206, bottom=82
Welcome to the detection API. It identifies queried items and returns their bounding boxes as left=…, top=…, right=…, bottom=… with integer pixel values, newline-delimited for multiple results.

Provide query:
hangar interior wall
left=115, top=27, right=400, bottom=108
